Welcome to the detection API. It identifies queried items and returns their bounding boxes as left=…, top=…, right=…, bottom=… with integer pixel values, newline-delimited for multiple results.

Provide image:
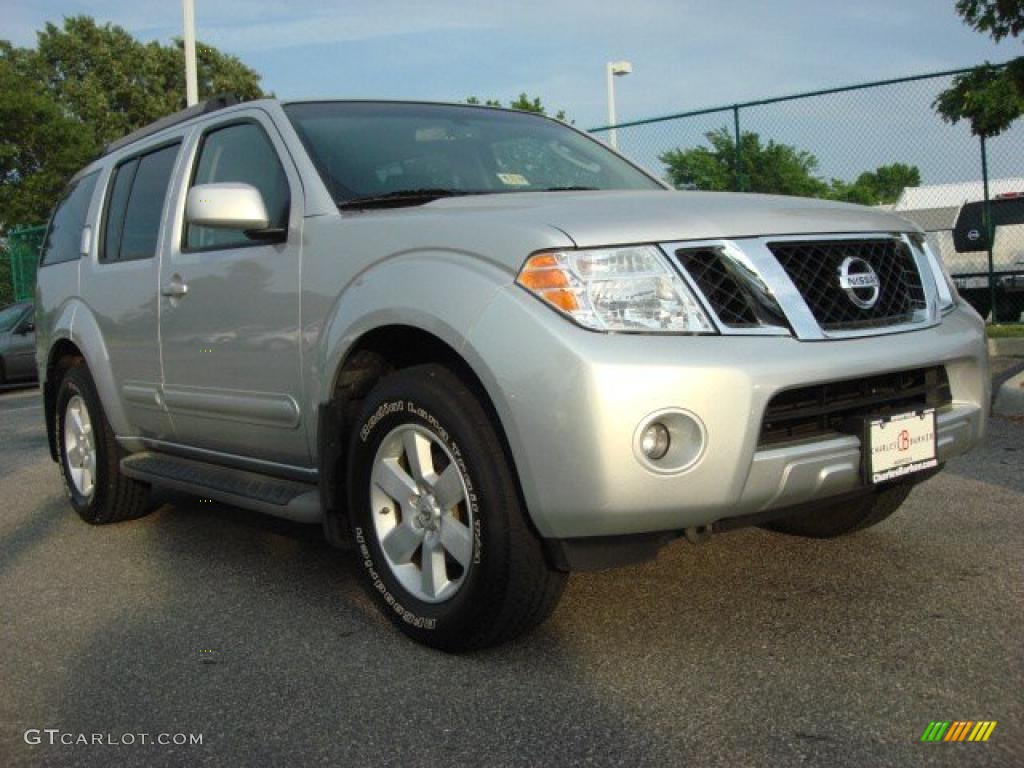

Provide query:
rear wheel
left=56, top=364, right=151, bottom=524
left=347, top=364, right=566, bottom=651
left=762, top=483, right=913, bottom=539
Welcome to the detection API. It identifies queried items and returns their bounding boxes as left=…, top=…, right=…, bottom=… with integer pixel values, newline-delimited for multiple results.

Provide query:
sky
left=3, top=1, right=1022, bottom=187
left=3, top=0, right=1016, bottom=128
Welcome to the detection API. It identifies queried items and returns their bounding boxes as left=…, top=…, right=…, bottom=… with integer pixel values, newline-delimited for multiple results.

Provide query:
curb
left=988, top=337, right=1024, bottom=357
left=993, top=370, right=1024, bottom=416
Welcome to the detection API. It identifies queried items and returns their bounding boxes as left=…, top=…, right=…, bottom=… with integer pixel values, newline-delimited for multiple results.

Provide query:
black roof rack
left=101, top=94, right=242, bottom=157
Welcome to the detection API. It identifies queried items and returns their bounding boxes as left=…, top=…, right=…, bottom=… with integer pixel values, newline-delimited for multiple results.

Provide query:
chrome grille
left=768, top=238, right=927, bottom=331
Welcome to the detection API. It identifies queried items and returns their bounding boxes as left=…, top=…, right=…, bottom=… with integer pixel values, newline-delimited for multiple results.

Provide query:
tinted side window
left=120, top=144, right=180, bottom=261
left=102, top=159, right=138, bottom=263
left=102, top=143, right=179, bottom=263
left=186, top=123, right=290, bottom=250
left=40, top=171, right=100, bottom=266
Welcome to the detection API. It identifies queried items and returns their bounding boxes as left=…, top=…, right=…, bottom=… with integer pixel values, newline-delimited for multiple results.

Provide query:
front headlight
left=516, top=245, right=715, bottom=333
left=915, top=236, right=959, bottom=314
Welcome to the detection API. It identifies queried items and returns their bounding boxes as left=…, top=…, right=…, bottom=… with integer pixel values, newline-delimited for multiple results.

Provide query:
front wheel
left=347, top=364, right=566, bottom=651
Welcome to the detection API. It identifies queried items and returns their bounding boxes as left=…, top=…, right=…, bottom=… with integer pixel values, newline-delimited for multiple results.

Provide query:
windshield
left=0, top=304, right=29, bottom=333
left=283, top=101, right=663, bottom=203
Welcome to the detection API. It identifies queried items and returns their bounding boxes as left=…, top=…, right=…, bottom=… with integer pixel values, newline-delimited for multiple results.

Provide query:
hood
left=421, top=189, right=919, bottom=249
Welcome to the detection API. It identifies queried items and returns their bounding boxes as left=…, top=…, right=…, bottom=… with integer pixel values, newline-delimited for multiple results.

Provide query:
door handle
left=161, top=275, right=189, bottom=299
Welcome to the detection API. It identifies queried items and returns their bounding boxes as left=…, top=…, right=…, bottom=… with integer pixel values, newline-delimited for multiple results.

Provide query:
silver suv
left=35, top=97, right=988, bottom=650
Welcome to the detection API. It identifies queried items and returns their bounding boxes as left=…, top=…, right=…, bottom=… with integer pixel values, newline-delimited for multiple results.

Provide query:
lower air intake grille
left=768, top=238, right=927, bottom=331
left=759, top=366, right=951, bottom=447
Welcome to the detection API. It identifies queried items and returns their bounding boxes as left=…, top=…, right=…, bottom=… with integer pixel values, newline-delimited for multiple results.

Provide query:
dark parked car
left=0, top=301, right=36, bottom=385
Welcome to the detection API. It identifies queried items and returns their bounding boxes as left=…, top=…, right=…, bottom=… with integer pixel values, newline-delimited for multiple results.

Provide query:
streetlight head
left=609, top=61, right=633, bottom=77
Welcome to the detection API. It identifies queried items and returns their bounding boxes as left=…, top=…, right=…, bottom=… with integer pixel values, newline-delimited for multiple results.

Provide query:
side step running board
left=121, top=451, right=322, bottom=523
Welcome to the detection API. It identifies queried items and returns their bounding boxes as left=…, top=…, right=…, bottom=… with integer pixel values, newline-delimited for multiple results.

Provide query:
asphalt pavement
left=0, top=366, right=1021, bottom=768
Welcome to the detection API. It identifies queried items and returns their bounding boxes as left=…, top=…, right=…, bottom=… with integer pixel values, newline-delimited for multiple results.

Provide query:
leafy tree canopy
left=955, top=0, right=1024, bottom=41
left=934, top=1, right=1023, bottom=136
left=466, top=93, right=571, bottom=122
left=0, top=16, right=266, bottom=230
left=660, top=128, right=920, bottom=205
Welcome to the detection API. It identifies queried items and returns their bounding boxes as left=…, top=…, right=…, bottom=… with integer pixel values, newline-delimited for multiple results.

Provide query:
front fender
left=313, top=251, right=516, bottom=408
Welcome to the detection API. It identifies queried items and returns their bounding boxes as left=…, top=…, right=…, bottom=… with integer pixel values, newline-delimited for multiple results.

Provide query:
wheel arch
left=43, top=303, right=131, bottom=463
left=318, top=323, right=531, bottom=544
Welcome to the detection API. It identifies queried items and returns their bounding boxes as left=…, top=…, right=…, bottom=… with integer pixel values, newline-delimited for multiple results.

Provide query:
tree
left=832, top=163, right=922, bottom=206
left=0, top=47, right=95, bottom=229
left=933, top=1, right=1023, bottom=136
left=660, top=129, right=919, bottom=205
left=465, top=93, right=570, bottom=122
left=0, top=16, right=267, bottom=229
left=660, top=128, right=830, bottom=198
left=955, top=0, right=1024, bottom=41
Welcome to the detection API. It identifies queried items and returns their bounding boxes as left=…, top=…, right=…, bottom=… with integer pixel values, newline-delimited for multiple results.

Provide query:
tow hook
left=684, top=525, right=712, bottom=545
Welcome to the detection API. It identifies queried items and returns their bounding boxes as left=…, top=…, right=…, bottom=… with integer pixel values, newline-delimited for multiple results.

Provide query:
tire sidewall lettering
left=353, top=397, right=485, bottom=629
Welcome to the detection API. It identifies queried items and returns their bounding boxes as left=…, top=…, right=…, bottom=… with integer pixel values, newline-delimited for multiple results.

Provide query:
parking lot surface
left=1, top=364, right=1022, bottom=767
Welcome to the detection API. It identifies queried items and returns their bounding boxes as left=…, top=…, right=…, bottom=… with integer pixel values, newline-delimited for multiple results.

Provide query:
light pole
left=182, top=0, right=198, bottom=106
left=605, top=60, right=632, bottom=150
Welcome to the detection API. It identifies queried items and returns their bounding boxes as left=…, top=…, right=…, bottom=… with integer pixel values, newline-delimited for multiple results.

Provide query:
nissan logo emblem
left=838, top=256, right=880, bottom=309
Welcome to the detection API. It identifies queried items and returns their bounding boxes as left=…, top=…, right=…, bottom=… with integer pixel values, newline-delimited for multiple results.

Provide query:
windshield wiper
left=540, top=186, right=600, bottom=192
left=338, top=188, right=474, bottom=209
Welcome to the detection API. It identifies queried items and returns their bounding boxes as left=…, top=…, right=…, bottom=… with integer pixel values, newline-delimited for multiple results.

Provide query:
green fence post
left=5, top=225, right=46, bottom=303
left=732, top=105, right=743, bottom=192
left=8, top=239, right=18, bottom=302
left=980, top=134, right=995, bottom=322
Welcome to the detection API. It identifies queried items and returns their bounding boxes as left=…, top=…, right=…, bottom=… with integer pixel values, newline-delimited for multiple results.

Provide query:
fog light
left=633, top=409, right=707, bottom=474
left=641, top=422, right=671, bottom=460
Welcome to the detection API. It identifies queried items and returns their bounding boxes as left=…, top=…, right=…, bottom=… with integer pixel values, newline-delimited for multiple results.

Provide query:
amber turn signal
left=516, top=253, right=580, bottom=312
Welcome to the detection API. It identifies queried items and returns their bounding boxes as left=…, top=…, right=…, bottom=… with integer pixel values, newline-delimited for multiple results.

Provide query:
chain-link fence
left=590, top=65, right=1024, bottom=323
left=2, top=225, right=46, bottom=306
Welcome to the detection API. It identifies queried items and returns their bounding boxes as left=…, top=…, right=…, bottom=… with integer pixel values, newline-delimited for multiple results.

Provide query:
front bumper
left=467, top=290, right=989, bottom=539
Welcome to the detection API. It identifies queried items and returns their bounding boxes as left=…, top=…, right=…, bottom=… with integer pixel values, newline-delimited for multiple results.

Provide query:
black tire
left=56, top=363, right=151, bottom=524
left=347, top=364, right=566, bottom=651
left=762, top=483, right=913, bottom=539
left=0, top=358, right=6, bottom=386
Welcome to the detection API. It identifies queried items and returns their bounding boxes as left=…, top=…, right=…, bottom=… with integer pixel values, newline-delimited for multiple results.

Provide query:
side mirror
left=17, top=321, right=34, bottom=335
left=185, top=182, right=270, bottom=232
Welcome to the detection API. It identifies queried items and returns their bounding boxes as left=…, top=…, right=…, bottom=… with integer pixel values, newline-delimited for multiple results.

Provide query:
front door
left=159, top=111, right=308, bottom=467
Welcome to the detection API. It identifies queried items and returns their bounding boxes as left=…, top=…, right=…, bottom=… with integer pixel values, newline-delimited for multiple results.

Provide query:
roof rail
left=101, top=94, right=242, bottom=157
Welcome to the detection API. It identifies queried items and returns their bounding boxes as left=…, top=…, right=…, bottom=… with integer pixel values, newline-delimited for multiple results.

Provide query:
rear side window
left=185, top=122, right=290, bottom=251
left=40, top=171, right=100, bottom=266
left=102, top=143, right=180, bottom=262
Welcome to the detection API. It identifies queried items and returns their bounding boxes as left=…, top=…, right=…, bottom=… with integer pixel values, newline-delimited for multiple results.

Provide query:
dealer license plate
left=866, top=409, right=937, bottom=484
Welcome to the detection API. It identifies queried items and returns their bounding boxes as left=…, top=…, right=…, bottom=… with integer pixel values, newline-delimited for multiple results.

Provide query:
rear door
left=80, top=141, right=182, bottom=438
left=158, top=111, right=308, bottom=466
